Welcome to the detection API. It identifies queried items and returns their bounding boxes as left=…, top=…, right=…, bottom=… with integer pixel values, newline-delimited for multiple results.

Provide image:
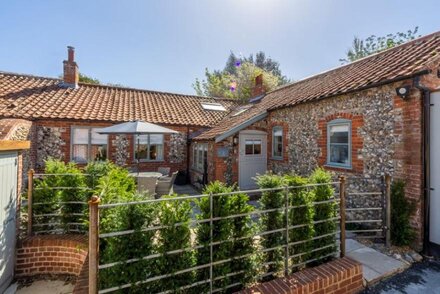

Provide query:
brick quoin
left=236, top=257, right=363, bottom=294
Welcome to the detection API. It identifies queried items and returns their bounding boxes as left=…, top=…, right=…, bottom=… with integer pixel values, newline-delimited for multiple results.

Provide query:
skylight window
left=232, top=105, right=252, bottom=116
left=201, top=102, right=226, bottom=111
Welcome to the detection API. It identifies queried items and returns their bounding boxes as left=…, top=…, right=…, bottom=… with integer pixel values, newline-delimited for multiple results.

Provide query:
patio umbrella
left=97, top=120, right=178, bottom=173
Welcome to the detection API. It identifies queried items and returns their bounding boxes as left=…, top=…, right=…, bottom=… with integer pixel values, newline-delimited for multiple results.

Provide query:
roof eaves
left=214, top=111, right=268, bottom=143
left=269, top=68, right=431, bottom=112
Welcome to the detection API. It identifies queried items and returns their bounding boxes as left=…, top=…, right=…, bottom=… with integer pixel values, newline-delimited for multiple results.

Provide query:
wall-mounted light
left=396, top=86, right=410, bottom=99
left=233, top=137, right=238, bottom=146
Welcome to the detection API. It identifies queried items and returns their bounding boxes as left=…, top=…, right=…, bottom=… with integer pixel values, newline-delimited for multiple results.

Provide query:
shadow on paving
left=362, top=259, right=440, bottom=294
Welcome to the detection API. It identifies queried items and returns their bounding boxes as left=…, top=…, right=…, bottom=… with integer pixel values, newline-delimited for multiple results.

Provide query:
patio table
left=129, top=172, right=163, bottom=178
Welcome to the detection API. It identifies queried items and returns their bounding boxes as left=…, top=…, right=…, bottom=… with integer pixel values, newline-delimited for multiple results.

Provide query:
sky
left=0, top=0, right=439, bottom=95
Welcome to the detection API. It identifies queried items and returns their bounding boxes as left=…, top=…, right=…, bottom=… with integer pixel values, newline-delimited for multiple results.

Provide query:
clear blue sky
left=1, top=0, right=439, bottom=95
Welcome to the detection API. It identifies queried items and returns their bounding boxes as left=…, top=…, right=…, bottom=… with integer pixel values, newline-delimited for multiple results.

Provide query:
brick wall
left=392, top=85, right=424, bottom=249
left=237, top=257, right=363, bottom=294
left=317, top=113, right=364, bottom=173
left=15, top=235, right=88, bottom=277
left=30, top=120, right=201, bottom=174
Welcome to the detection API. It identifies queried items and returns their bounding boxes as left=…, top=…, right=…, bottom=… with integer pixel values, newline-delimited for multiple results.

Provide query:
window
left=327, top=119, right=351, bottom=168
left=135, top=134, right=164, bottom=161
left=193, top=143, right=208, bottom=171
left=272, top=127, right=283, bottom=159
left=232, top=105, right=252, bottom=117
left=201, top=102, right=226, bottom=111
left=72, top=127, right=108, bottom=163
left=245, top=139, right=262, bottom=155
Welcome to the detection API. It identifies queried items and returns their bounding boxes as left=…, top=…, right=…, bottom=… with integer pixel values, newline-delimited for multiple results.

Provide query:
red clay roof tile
left=195, top=31, right=440, bottom=140
left=0, top=74, right=236, bottom=127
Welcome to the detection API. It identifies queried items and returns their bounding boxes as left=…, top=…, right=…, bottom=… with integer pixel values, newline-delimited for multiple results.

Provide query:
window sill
left=132, top=160, right=165, bottom=163
left=324, top=164, right=352, bottom=170
left=190, top=167, right=205, bottom=173
left=271, top=156, right=284, bottom=161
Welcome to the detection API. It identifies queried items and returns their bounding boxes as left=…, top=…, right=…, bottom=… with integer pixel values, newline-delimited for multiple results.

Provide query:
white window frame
left=192, top=143, right=208, bottom=171
left=134, top=134, right=164, bottom=162
left=272, top=126, right=283, bottom=159
left=327, top=119, right=352, bottom=168
left=244, top=139, right=262, bottom=156
left=71, top=126, right=108, bottom=163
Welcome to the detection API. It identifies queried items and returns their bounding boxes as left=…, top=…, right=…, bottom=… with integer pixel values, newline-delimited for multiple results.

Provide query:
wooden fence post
left=284, top=186, right=290, bottom=277
left=89, top=195, right=100, bottom=294
left=27, top=169, right=34, bottom=236
left=339, top=176, right=346, bottom=258
left=385, top=175, right=391, bottom=248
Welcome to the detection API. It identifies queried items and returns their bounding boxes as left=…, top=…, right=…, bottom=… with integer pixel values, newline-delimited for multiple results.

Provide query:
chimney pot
left=62, top=46, right=79, bottom=88
left=67, top=46, right=75, bottom=62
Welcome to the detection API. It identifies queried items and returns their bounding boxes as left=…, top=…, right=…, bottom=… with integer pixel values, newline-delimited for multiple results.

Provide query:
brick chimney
left=62, top=46, right=79, bottom=88
left=252, top=73, right=265, bottom=97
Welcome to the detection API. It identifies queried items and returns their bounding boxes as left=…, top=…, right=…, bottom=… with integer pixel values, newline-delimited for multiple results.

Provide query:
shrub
left=390, top=180, right=415, bottom=246
left=156, top=194, right=195, bottom=292
left=32, top=159, right=87, bottom=233
left=283, top=174, right=314, bottom=270
left=99, top=192, right=157, bottom=292
left=94, top=164, right=136, bottom=202
left=256, top=173, right=285, bottom=279
left=228, top=189, right=259, bottom=291
left=309, top=168, right=337, bottom=260
left=83, top=160, right=115, bottom=192
left=196, top=181, right=257, bottom=292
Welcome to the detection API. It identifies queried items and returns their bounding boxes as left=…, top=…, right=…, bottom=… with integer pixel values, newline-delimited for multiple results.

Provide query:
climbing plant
left=390, top=180, right=416, bottom=246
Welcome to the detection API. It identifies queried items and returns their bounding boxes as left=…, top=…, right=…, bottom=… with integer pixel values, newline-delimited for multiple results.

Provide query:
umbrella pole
left=137, top=135, right=140, bottom=175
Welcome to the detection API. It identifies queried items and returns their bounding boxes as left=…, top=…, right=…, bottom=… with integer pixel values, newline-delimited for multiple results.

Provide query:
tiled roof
left=196, top=31, right=440, bottom=140
left=0, top=73, right=236, bottom=127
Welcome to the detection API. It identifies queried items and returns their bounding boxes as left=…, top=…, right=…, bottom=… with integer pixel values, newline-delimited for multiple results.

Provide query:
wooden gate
left=0, top=152, right=18, bottom=293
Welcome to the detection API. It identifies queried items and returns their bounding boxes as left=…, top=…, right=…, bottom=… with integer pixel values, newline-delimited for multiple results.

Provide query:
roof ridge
left=0, top=70, right=236, bottom=102
left=266, top=30, right=440, bottom=95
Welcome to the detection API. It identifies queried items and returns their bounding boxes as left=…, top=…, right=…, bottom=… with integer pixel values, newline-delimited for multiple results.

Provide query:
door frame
left=425, top=90, right=440, bottom=256
left=238, top=130, right=267, bottom=189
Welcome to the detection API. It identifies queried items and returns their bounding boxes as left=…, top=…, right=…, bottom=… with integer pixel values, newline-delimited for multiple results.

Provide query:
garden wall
left=15, top=235, right=88, bottom=277
left=236, top=257, right=363, bottom=294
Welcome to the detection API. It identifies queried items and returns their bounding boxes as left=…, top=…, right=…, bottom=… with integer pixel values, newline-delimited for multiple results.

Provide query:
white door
left=239, top=131, right=267, bottom=190
left=0, top=152, right=18, bottom=293
left=430, top=91, right=440, bottom=246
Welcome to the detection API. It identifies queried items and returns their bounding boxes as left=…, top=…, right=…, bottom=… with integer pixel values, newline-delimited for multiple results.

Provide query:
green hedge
left=284, top=175, right=314, bottom=270
left=309, top=168, right=337, bottom=260
left=33, top=159, right=87, bottom=233
left=196, top=181, right=257, bottom=293
left=256, top=173, right=285, bottom=279
left=33, top=159, right=338, bottom=292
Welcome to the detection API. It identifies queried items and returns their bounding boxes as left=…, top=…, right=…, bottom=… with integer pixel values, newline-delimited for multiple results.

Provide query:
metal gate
left=0, top=152, right=18, bottom=293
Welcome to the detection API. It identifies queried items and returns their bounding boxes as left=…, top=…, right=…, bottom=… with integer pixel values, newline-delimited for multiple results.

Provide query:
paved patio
left=361, top=259, right=440, bottom=293
left=346, top=239, right=409, bottom=285
left=173, top=184, right=199, bottom=195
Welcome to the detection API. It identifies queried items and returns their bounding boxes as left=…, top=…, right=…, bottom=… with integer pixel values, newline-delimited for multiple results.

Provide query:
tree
left=340, top=27, right=420, bottom=63
left=193, top=51, right=289, bottom=101
left=78, top=73, right=101, bottom=84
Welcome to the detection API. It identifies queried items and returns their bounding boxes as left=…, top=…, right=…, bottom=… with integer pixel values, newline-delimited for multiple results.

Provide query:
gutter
left=414, top=76, right=432, bottom=255
left=215, top=112, right=268, bottom=143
